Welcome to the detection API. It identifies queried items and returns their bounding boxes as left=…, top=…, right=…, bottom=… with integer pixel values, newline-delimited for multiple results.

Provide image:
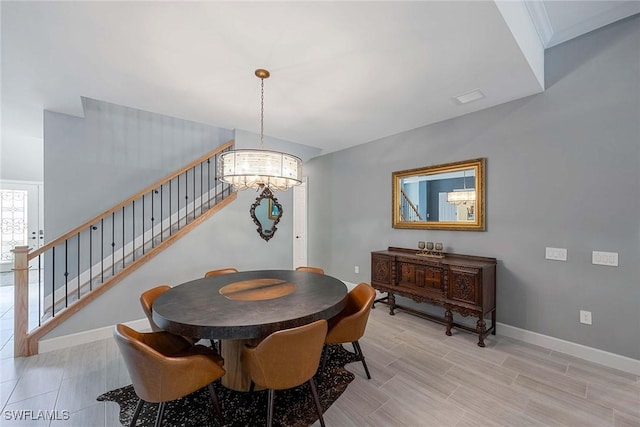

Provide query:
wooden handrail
left=21, top=193, right=236, bottom=356
left=29, top=140, right=234, bottom=259
left=400, top=188, right=424, bottom=221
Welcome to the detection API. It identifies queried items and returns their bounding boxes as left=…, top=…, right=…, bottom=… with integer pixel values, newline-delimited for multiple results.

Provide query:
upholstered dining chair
left=322, top=282, right=376, bottom=379
left=295, top=266, right=325, bottom=274
left=140, top=285, right=172, bottom=333
left=241, top=320, right=328, bottom=427
left=113, top=324, right=225, bottom=427
left=140, top=285, right=199, bottom=345
left=204, top=267, right=238, bottom=278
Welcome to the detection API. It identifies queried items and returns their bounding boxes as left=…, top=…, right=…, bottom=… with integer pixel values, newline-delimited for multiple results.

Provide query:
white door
left=0, top=181, right=44, bottom=272
left=292, top=178, right=307, bottom=268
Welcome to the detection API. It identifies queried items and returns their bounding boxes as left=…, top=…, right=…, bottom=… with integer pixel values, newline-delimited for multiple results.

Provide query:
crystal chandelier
left=446, top=170, right=476, bottom=205
left=218, top=69, right=302, bottom=191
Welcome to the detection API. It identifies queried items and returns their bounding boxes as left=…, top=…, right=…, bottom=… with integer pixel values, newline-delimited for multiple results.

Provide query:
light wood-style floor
left=1, top=305, right=639, bottom=426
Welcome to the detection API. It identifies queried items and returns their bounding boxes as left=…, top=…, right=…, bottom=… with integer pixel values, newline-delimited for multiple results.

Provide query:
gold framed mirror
left=392, top=158, right=485, bottom=231
left=250, top=187, right=283, bottom=241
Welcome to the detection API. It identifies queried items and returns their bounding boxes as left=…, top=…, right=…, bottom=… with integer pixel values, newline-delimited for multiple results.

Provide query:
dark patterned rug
left=97, top=344, right=357, bottom=426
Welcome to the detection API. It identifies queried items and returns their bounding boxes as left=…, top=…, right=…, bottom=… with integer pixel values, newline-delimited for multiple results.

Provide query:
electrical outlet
left=545, top=247, right=567, bottom=261
left=592, top=251, right=618, bottom=266
left=579, top=310, right=592, bottom=325
left=354, top=265, right=359, bottom=274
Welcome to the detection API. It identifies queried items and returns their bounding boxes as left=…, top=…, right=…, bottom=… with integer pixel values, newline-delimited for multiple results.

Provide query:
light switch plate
left=592, top=251, right=618, bottom=266
left=545, top=247, right=567, bottom=261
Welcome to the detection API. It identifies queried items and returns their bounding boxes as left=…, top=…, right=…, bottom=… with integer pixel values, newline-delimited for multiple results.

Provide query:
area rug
left=97, top=344, right=357, bottom=426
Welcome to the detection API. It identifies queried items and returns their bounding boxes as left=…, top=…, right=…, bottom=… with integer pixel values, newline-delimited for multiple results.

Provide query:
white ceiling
left=2, top=1, right=638, bottom=155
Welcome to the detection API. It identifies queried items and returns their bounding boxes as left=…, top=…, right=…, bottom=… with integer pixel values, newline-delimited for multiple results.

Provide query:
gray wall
left=43, top=97, right=234, bottom=239
left=306, top=15, right=640, bottom=360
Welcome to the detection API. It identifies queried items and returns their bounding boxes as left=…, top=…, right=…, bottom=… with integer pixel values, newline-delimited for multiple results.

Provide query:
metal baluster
left=132, top=201, right=135, bottom=261
left=177, top=175, right=180, bottom=230
left=192, top=165, right=196, bottom=220
left=90, top=226, right=94, bottom=290
left=38, top=255, right=42, bottom=326
left=122, top=206, right=125, bottom=268
left=200, top=162, right=204, bottom=213
left=52, top=246, right=56, bottom=317
left=185, top=171, right=188, bottom=224
left=142, top=194, right=145, bottom=254
left=169, top=179, right=173, bottom=236
left=151, top=190, right=155, bottom=248
left=77, top=232, right=81, bottom=299
left=208, top=158, right=211, bottom=208
left=64, top=239, right=68, bottom=308
left=160, top=185, right=164, bottom=242
left=101, top=218, right=104, bottom=283
left=111, top=212, right=115, bottom=276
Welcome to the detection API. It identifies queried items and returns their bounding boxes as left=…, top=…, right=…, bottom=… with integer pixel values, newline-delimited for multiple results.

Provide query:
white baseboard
left=497, top=322, right=640, bottom=376
left=39, top=318, right=149, bottom=354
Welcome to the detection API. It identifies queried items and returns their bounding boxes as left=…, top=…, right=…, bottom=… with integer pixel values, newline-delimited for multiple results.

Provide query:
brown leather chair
left=322, top=282, right=376, bottom=379
left=295, top=266, right=325, bottom=275
left=241, top=320, right=328, bottom=427
left=140, top=285, right=172, bottom=333
left=204, top=267, right=238, bottom=278
left=140, top=285, right=198, bottom=345
left=114, top=324, right=225, bottom=427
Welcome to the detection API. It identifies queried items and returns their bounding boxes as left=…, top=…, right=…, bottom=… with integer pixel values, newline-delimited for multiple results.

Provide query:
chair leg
left=208, top=383, right=224, bottom=425
left=154, top=402, right=165, bottom=427
left=320, top=344, right=329, bottom=374
left=267, top=389, right=275, bottom=427
left=129, top=398, right=144, bottom=427
left=353, top=340, right=371, bottom=379
left=308, top=378, right=325, bottom=427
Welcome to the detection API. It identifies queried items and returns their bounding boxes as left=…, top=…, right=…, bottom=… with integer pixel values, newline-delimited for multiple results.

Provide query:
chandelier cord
left=260, top=76, right=265, bottom=149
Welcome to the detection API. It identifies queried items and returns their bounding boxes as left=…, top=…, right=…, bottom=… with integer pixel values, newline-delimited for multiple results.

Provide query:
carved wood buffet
left=371, top=247, right=497, bottom=347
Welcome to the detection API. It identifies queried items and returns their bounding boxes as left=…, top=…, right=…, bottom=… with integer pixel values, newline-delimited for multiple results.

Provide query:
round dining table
left=152, top=269, right=348, bottom=391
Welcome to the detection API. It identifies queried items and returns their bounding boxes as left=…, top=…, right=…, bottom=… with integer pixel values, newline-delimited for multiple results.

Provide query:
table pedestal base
left=220, top=338, right=262, bottom=391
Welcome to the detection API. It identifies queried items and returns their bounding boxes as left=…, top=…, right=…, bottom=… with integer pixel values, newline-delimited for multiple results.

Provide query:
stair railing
left=13, top=140, right=237, bottom=356
left=400, top=188, right=424, bottom=221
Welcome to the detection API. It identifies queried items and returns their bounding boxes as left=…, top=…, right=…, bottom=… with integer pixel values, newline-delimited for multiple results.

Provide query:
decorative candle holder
left=435, top=242, right=444, bottom=256
left=426, top=241, right=434, bottom=255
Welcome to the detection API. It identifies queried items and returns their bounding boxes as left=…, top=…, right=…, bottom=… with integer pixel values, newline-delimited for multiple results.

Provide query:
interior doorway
left=292, top=178, right=307, bottom=268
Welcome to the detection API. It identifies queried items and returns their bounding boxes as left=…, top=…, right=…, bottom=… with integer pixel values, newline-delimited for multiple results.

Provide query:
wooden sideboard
left=371, top=247, right=497, bottom=347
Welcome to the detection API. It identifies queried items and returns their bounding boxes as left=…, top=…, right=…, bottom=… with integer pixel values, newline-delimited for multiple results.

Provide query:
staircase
left=12, top=141, right=237, bottom=357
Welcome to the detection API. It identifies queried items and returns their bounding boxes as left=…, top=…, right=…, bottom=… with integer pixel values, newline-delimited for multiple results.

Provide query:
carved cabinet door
left=371, top=254, right=392, bottom=285
left=447, top=266, right=481, bottom=307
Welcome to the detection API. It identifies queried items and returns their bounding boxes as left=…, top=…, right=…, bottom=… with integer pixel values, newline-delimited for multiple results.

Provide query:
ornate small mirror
left=250, top=187, right=283, bottom=241
left=392, top=158, right=485, bottom=231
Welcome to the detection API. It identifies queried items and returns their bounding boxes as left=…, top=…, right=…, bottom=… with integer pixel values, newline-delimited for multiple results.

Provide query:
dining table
left=152, top=269, right=348, bottom=391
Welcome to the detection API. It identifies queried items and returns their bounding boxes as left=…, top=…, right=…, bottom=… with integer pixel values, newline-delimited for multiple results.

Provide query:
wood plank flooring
left=1, top=306, right=638, bottom=426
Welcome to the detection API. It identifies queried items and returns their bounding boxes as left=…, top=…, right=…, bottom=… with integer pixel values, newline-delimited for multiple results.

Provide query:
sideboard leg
left=444, top=308, right=453, bottom=336
left=476, top=317, right=487, bottom=347
left=388, top=293, right=396, bottom=315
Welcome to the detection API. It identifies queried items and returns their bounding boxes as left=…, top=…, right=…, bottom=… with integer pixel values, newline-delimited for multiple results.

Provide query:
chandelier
left=218, top=69, right=302, bottom=191
left=446, top=170, right=476, bottom=205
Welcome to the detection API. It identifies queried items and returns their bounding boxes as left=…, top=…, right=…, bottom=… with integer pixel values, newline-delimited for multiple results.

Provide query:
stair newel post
left=12, top=245, right=30, bottom=357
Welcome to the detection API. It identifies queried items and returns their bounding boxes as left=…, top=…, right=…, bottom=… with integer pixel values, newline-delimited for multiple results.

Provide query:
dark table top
left=152, top=270, right=348, bottom=340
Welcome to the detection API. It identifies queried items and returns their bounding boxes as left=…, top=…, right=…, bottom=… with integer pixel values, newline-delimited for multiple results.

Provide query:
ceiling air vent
left=453, top=89, right=485, bottom=105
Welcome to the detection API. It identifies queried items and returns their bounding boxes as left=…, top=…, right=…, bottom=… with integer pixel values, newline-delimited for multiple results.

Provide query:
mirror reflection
left=392, top=158, right=485, bottom=231
left=250, top=187, right=283, bottom=241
